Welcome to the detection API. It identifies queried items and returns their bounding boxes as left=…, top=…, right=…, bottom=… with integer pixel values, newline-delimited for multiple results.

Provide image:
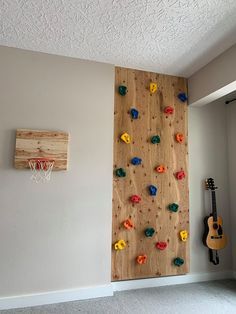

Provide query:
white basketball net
left=28, top=159, right=55, bottom=183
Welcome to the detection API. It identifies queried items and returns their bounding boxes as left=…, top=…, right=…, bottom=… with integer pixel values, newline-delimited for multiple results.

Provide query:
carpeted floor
left=1, top=280, right=236, bottom=314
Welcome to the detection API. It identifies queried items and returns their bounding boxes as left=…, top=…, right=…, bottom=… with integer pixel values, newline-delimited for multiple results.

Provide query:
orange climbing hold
left=123, top=219, right=134, bottom=230
left=155, top=165, right=166, bottom=173
left=176, top=170, right=186, bottom=180
left=175, top=133, right=184, bottom=143
left=136, top=254, right=147, bottom=264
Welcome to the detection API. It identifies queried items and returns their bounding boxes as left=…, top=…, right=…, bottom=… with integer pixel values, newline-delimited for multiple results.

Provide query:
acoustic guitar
left=202, top=178, right=227, bottom=250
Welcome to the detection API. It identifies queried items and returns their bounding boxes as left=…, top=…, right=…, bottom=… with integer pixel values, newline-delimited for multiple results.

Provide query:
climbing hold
left=151, top=135, right=161, bottom=144
left=130, top=108, right=139, bottom=119
left=130, top=195, right=141, bottom=204
left=174, top=257, right=184, bottom=267
left=114, top=239, right=126, bottom=250
left=180, top=230, right=188, bottom=242
left=136, top=254, right=147, bottom=264
left=178, top=92, right=188, bottom=102
left=144, top=227, right=155, bottom=238
left=176, top=170, right=186, bottom=180
left=123, top=219, right=134, bottom=230
left=150, top=83, right=157, bottom=94
left=175, top=133, right=184, bottom=143
left=164, top=106, right=174, bottom=114
left=156, top=242, right=167, bottom=250
left=120, top=132, right=131, bottom=144
left=155, top=165, right=166, bottom=173
left=168, top=203, right=179, bottom=212
left=115, top=168, right=126, bottom=177
left=149, top=185, right=157, bottom=196
left=131, top=157, right=142, bottom=165
left=118, top=85, right=127, bottom=96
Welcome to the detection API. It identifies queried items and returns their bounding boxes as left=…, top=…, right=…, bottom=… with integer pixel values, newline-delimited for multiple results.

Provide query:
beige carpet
left=1, top=280, right=236, bottom=314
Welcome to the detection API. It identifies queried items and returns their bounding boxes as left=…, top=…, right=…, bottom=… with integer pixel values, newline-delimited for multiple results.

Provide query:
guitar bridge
left=211, top=236, right=222, bottom=239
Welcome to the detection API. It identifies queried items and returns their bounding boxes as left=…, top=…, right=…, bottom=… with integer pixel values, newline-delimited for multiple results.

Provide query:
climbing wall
left=112, top=67, right=189, bottom=281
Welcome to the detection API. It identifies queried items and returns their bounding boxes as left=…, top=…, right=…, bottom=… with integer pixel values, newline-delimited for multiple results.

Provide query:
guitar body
left=203, top=215, right=227, bottom=250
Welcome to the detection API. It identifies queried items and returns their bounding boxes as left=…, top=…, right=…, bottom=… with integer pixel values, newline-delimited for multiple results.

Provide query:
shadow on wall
left=2, top=129, right=16, bottom=169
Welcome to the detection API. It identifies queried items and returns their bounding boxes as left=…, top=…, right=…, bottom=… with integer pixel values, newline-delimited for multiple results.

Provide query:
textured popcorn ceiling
left=1, top=0, right=236, bottom=77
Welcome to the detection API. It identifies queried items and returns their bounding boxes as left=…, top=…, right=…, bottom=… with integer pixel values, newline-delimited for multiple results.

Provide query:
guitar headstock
left=205, top=178, right=218, bottom=191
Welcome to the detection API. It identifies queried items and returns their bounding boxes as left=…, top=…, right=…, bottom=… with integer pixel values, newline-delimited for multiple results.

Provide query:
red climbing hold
left=130, top=195, right=141, bottom=203
left=164, top=106, right=174, bottom=114
left=156, top=242, right=167, bottom=250
left=176, top=170, right=186, bottom=180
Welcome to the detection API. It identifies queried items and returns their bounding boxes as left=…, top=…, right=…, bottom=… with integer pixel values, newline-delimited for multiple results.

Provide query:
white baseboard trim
left=0, top=271, right=234, bottom=310
left=112, top=271, right=233, bottom=291
left=0, top=284, right=113, bottom=311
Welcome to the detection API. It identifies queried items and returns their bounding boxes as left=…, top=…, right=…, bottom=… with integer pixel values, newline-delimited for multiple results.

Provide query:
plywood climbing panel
left=112, top=67, right=189, bottom=281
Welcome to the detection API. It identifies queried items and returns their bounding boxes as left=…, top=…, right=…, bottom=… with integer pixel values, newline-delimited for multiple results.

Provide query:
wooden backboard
left=14, top=129, right=69, bottom=171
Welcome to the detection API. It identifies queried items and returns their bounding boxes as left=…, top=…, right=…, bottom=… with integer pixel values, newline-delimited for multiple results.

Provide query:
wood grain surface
left=14, top=129, right=69, bottom=170
left=112, top=67, right=189, bottom=281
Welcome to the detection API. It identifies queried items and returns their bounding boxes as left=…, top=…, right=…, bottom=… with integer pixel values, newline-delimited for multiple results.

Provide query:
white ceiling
left=1, top=0, right=236, bottom=77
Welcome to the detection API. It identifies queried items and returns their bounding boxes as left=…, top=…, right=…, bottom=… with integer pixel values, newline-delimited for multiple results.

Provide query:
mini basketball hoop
left=28, top=158, right=55, bottom=183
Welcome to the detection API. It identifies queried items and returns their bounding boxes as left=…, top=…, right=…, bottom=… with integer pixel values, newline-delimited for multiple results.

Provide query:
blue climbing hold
left=130, top=108, right=139, bottom=119
left=149, top=185, right=157, bottom=196
left=178, top=92, right=188, bottom=102
left=131, top=157, right=142, bottom=165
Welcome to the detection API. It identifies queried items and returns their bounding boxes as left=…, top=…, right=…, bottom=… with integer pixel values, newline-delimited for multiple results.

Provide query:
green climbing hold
left=174, top=257, right=184, bottom=267
left=144, top=227, right=155, bottom=238
left=118, top=85, right=127, bottom=96
left=151, top=135, right=161, bottom=144
left=115, top=168, right=126, bottom=177
left=168, top=203, right=179, bottom=212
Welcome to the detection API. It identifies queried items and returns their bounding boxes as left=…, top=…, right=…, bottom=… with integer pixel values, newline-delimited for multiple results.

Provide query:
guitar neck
left=211, top=190, right=218, bottom=222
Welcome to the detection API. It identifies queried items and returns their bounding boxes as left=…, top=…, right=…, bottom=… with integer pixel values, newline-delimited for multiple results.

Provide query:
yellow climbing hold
left=180, top=230, right=188, bottom=242
left=150, top=83, right=157, bottom=94
left=121, top=132, right=131, bottom=144
left=114, top=239, right=126, bottom=250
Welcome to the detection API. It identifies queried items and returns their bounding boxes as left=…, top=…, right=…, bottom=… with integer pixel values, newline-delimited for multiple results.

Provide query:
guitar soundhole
left=213, top=223, right=218, bottom=230
left=218, top=225, right=223, bottom=235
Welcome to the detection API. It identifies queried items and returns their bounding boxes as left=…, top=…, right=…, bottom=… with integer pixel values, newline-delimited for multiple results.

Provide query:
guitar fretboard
left=211, top=190, right=217, bottom=222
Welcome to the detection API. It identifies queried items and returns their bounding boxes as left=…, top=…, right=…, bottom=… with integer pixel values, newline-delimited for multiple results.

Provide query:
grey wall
left=226, top=102, right=236, bottom=271
left=0, top=46, right=114, bottom=296
left=189, top=100, right=232, bottom=273
left=0, top=46, right=232, bottom=299
left=188, top=44, right=236, bottom=106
